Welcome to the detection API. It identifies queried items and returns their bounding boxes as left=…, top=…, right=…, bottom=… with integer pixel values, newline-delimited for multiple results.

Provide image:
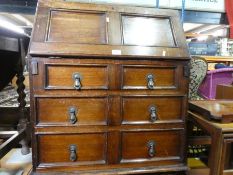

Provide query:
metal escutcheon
left=73, top=73, right=82, bottom=90
left=147, top=74, right=155, bottom=89
left=68, top=107, right=77, bottom=124
left=69, top=144, right=77, bottom=162
left=149, top=105, right=157, bottom=122
left=147, top=140, right=156, bottom=157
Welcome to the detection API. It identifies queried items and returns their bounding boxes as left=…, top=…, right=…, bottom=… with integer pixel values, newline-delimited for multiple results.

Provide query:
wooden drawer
left=122, top=96, right=185, bottom=124
left=45, top=64, right=109, bottom=90
left=36, top=97, right=108, bottom=126
left=121, top=130, right=183, bottom=163
left=122, top=65, right=178, bottom=90
left=38, top=133, right=107, bottom=165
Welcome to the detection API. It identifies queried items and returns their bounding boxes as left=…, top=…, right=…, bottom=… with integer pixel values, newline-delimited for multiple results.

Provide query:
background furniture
left=188, top=57, right=209, bottom=174
left=197, top=56, right=233, bottom=65
left=189, top=56, right=208, bottom=100
left=188, top=100, right=233, bottom=175
left=0, top=31, right=30, bottom=159
left=198, top=68, right=233, bottom=99
left=29, top=1, right=190, bottom=174
left=0, top=36, right=19, bottom=91
left=216, top=84, right=233, bottom=99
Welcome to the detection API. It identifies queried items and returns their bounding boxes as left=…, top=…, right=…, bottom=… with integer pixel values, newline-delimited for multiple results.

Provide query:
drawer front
left=36, top=97, right=108, bottom=126
left=122, top=65, right=178, bottom=90
left=38, top=133, right=107, bottom=165
left=45, top=64, right=108, bottom=90
left=121, top=130, right=182, bottom=163
left=122, top=96, right=184, bottom=124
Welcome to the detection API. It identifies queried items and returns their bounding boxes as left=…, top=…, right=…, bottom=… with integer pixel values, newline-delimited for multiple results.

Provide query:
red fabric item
left=225, top=0, right=233, bottom=39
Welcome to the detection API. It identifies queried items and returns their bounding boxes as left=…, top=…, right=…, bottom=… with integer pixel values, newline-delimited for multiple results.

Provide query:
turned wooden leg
left=16, top=70, right=30, bottom=155
left=16, top=38, right=30, bottom=155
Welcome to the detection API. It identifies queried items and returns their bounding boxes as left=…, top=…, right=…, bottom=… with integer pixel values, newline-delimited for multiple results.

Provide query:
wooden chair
left=0, top=33, right=30, bottom=159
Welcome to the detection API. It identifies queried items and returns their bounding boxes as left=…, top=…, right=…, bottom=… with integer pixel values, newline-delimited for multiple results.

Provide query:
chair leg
left=19, top=134, right=30, bottom=155
left=17, top=118, right=30, bottom=155
left=16, top=63, right=30, bottom=155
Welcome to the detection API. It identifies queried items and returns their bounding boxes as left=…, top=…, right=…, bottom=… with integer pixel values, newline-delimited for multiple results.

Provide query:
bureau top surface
left=29, top=0, right=189, bottom=59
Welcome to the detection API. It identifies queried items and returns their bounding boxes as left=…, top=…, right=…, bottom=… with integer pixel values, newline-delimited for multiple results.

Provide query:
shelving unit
left=192, top=55, right=233, bottom=65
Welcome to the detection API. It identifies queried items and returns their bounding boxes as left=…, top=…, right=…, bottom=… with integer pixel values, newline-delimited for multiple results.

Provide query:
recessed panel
left=47, top=10, right=107, bottom=44
left=36, top=97, right=108, bottom=126
left=121, top=130, right=182, bottom=162
left=122, top=96, right=183, bottom=124
left=45, top=64, right=109, bottom=90
left=122, top=65, right=177, bottom=89
left=122, top=15, right=175, bottom=47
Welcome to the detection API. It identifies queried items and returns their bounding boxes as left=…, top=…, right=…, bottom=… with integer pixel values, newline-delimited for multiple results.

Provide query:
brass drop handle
left=73, top=73, right=82, bottom=90
left=69, top=144, right=77, bottom=162
left=68, top=107, right=77, bottom=124
left=147, top=140, right=156, bottom=157
left=149, top=106, right=157, bottom=122
left=147, top=74, right=155, bottom=89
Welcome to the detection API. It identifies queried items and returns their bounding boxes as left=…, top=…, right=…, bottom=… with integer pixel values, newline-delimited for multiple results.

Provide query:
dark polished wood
left=216, top=84, right=233, bottom=100
left=188, top=100, right=233, bottom=175
left=39, top=133, right=107, bottom=164
left=47, top=11, right=107, bottom=44
left=189, top=100, right=233, bottom=123
left=121, top=15, right=175, bottom=47
left=122, top=96, right=185, bottom=124
left=122, top=65, right=178, bottom=90
left=46, top=64, right=109, bottom=90
left=121, top=130, right=183, bottom=162
left=36, top=97, right=108, bottom=126
left=29, top=1, right=190, bottom=174
left=30, top=0, right=189, bottom=58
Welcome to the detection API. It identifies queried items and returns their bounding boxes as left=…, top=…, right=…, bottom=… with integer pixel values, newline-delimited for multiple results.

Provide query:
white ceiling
left=0, top=13, right=229, bottom=38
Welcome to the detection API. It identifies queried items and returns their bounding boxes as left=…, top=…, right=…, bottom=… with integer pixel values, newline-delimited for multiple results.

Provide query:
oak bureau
left=29, top=0, right=190, bottom=174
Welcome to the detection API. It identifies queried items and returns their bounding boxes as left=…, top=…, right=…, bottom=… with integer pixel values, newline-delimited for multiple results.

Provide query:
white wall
left=66, top=0, right=225, bottom=12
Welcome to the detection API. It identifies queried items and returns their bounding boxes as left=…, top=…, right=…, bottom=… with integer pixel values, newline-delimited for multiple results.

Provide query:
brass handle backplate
left=147, top=74, right=155, bottom=89
left=69, top=144, right=77, bottom=162
left=73, top=73, right=82, bottom=90
left=147, top=140, right=156, bottom=157
left=68, top=107, right=77, bottom=124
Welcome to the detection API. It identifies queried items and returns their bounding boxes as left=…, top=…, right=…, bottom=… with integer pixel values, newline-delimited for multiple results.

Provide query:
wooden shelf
left=185, top=33, right=211, bottom=38
left=192, top=55, right=233, bottom=62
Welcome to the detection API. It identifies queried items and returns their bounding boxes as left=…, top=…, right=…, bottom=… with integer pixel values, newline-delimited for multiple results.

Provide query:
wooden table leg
left=208, top=129, right=224, bottom=175
left=188, top=111, right=224, bottom=175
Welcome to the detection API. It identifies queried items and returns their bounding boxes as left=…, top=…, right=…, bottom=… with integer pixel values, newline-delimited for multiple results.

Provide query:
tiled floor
left=0, top=149, right=32, bottom=175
